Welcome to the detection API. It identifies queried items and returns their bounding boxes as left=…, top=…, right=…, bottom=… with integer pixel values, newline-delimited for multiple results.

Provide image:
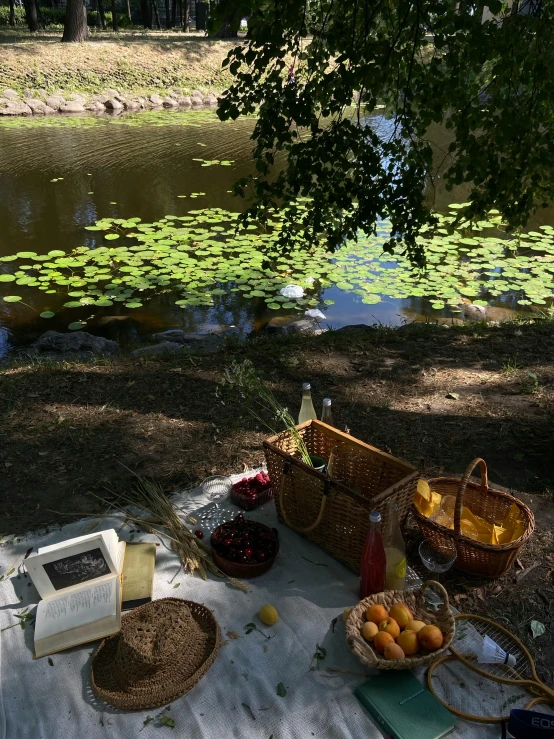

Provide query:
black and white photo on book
left=26, top=529, right=124, bottom=599
left=24, top=529, right=126, bottom=658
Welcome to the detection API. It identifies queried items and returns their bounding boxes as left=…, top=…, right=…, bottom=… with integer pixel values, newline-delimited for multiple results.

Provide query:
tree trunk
left=23, top=0, right=40, bottom=32
left=111, top=0, right=118, bottom=31
left=181, top=0, right=189, bottom=30
left=164, top=0, right=171, bottom=28
left=126, top=0, right=132, bottom=23
left=151, top=0, right=160, bottom=28
left=214, top=12, right=239, bottom=38
left=170, top=0, right=176, bottom=25
left=8, top=0, right=15, bottom=26
left=140, top=0, right=151, bottom=27
left=62, top=0, right=88, bottom=41
left=98, top=0, right=107, bottom=28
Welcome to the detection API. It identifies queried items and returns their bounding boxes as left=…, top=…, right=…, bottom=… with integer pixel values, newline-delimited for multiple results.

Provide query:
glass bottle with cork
left=360, top=510, right=386, bottom=598
left=298, top=382, right=317, bottom=424
left=383, top=500, right=406, bottom=590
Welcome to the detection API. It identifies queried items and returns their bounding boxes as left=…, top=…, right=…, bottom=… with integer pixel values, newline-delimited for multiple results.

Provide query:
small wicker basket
left=346, top=580, right=455, bottom=670
left=413, top=458, right=534, bottom=578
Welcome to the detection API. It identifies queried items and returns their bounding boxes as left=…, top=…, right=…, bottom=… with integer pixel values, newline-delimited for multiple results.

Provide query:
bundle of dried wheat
left=103, top=477, right=248, bottom=593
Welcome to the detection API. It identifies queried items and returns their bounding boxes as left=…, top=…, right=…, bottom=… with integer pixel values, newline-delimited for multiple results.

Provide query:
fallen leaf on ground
left=446, top=392, right=460, bottom=400
left=226, top=630, right=240, bottom=639
left=276, top=682, right=287, bottom=697
left=530, top=620, right=546, bottom=638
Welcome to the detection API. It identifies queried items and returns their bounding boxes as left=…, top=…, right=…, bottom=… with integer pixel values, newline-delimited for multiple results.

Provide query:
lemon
left=259, top=604, right=279, bottom=626
left=342, top=607, right=352, bottom=623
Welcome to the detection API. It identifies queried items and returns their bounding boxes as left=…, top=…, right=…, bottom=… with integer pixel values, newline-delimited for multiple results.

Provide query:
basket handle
left=278, top=461, right=330, bottom=534
left=453, top=458, right=488, bottom=537
left=420, top=579, right=450, bottom=615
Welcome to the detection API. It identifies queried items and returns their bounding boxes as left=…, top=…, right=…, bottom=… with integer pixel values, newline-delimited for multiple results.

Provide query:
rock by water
left=26, top=331, right=119, bottom=358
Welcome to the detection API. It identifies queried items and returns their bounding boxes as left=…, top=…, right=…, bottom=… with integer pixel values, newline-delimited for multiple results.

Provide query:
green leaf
left=0, top=275, right=15, bottom=282
left=68, top=322, right=86, bottom=331
left=276, top=682, right=287, bottom=697
left=3, top=295, right=22, bottom=302
left=158, top=716, right=176, bottom=728
left=39, top=311, right=55, bottom=318
left=105, top=234, right=120, bottom=241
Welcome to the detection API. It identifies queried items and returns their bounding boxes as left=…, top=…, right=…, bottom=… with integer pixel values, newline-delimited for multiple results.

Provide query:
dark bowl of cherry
left=210, top=513, right=279, bottom=578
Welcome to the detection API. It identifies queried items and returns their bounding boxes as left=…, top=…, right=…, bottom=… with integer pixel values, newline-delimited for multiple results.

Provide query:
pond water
left=0, top=110, right=552, bottom=357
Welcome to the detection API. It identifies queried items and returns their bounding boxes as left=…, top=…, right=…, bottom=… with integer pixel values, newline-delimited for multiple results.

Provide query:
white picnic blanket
left=0, top=471, right=546, bottom=739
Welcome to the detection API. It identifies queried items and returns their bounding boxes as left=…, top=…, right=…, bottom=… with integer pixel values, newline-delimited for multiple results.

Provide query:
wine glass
left=419, top=538, right=457, bottom=607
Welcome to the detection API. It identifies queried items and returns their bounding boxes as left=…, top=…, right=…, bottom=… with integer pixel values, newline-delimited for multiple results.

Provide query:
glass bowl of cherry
left=210, top=513, right=279, bottom=578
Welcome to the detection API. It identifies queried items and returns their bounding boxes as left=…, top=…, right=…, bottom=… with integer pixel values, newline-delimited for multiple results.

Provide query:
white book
left=26, top=529, right=125, bottom=659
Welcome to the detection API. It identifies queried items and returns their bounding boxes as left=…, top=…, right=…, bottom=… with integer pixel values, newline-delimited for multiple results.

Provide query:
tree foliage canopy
left=218, top=0, right=554, bottom=264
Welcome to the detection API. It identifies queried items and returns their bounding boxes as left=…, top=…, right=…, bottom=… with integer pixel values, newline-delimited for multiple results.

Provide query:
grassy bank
left=0, top=30, right=237, bottom=97
left=1, top=320, right=553, bottom=685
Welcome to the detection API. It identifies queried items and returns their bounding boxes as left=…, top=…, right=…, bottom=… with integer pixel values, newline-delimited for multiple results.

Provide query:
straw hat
left=91, top=598, right=221, bottom=710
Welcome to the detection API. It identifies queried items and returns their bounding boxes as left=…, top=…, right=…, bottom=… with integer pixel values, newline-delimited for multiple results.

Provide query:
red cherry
left=223, top=538, right=233, bottom=547
left=195, top=529, right=204, bottom=539
left=244, top=548, right=253, bottom=558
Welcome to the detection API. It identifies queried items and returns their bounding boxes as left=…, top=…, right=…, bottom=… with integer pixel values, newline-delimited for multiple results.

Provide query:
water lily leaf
left=0, top=275, right=15, bottom=282
left=39, top=311, right=55, bottom=318
left=105, top=234, right=120, bottom=241
left=68, top=322, right=86, bottom=330
left=3, top=295, right=22, bottom=302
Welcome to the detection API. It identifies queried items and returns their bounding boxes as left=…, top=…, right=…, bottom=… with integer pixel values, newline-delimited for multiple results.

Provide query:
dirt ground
left=1, top=320, right=553, bottom=685
left=0, top=31, right=236, bottom=95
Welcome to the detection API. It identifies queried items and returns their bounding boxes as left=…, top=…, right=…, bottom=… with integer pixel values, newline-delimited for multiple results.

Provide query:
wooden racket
left=427, top=654, right=553, bottom=724
left=448, top=614, right=554, bottom=702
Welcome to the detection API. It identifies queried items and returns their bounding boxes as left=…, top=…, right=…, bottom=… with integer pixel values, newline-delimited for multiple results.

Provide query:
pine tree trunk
left=181, top=0, right=189, bottom=31
left=164, top=0, right=171, bottom=28
left=214, top=13, right=239, bottom=38
left=8, top=0, right=15, bottom=26
left=111, top=0, right=118, bottom=30
left=178, top=0, right=182, bottom=27
left=170, top=0, right=176, bottom=25
left=140, top=0, right=151, bottom=27
left=98, top=0, right=106, bottom=28
left=62, top=0, right=88, bottom=41
left=23, top=0, right=40, bottom=32
left=126, top=0, right=131, bottom=23
left=151, top=0, right=160, bottom=28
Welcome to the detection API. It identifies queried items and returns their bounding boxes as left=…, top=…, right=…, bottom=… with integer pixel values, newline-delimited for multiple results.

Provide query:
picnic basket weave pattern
left=263, top=420, right=419, bottom=573
left=413, top=458, right=534, bottom=578
left=346, top=580, right=455, bottom=670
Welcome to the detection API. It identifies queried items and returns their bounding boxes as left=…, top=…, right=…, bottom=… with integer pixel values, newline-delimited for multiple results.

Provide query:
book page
left=35, top=578, right=117, bottom=641
left=27, top=531, right=119, bottom=599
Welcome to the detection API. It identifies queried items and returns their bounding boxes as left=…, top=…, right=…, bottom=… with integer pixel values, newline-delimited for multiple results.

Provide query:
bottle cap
left=369, top=511, right=381, bottom=523
left=323, top=398, right=332, bottom=406
left=302, top=382, right=311, bottom=390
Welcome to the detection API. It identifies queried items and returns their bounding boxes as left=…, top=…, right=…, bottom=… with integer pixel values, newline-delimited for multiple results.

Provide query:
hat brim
left=91, top=599, right=221, bottom=711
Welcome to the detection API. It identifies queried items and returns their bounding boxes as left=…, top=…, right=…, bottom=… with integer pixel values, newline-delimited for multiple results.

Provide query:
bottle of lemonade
left=383, top=500, right=406, bottom=590
left=360, top=511, right=386, bottom=598
left=298, top=382, right=317, bottom=424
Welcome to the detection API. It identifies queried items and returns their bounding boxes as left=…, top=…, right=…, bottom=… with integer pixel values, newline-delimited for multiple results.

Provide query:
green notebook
left=355, top=671, right=456, bottom=739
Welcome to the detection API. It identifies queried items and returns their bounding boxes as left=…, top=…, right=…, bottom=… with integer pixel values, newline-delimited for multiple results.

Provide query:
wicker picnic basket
left=263, top=420, right=419, bottom=573
left=346, top=580, right=455, bottom=670
left=413, top=458, right=535, bottom=579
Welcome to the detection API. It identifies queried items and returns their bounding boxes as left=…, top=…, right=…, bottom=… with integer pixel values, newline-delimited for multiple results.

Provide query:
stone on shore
left=24, top=99, right=49, bottom=114
left=162, top=97, right=179, bottom=108
left=177, top=96, right=192, bottom=107
left=131, top=341, right=182, bottom=357
left=0, top=101, right=32, bottom=116
left=149, top=93, right=164, bottom=106
left=45, top=95, right=65, bottom=110
left=105, top=98, right=124, bottom=111
left=2, top=88, right=20, bottom=101
left=60, top=101, right=86, bottom=113
left=26, top=331, right=119, bottom=358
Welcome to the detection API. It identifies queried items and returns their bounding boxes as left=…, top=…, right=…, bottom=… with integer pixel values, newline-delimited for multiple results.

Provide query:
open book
left=26, top=529, right=125, bottom=659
